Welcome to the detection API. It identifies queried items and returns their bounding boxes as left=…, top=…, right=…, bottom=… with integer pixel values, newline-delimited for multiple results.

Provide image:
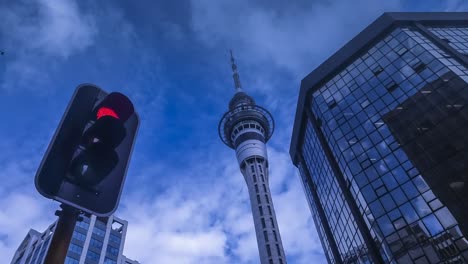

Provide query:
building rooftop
left=290, top=12, right=468, bottom=163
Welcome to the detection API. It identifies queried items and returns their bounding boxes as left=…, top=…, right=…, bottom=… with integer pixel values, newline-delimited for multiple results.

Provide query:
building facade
left=219, top=52, right=287, bottom=264
left=10, top=214, right=139, bottom=264
left=290, top=13, right=468, bottom=263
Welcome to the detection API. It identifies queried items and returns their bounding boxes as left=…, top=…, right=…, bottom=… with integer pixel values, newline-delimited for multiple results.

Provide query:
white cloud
left=0, top=0, right=97, bottom=92
left=190, top=0, right=401, bottom=79
left=0, top=158, right=56, bottom=259
left=1, top=0, right=97, bottom=58
left=444, top=0, right=468, bottom=11
left=119, top=187, right=230, bottom=263
left=119, top=156, right=244, bottom=263
left=117, top=143, right=324, bottom=263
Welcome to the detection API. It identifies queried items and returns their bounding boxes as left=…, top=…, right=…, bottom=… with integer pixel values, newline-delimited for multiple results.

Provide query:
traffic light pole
left=44, top=204, right=80, bottom=264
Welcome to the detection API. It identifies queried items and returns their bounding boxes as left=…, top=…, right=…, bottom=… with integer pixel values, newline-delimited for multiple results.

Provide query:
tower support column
left=241, top=157, right=286, bottom=264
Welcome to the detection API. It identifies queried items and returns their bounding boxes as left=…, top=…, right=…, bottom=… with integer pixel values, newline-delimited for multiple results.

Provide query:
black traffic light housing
left=35, top=84, right=139, bottom=216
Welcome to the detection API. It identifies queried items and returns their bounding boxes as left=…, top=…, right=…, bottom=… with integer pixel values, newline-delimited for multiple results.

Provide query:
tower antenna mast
left=230, top=50, right=242, bottom=92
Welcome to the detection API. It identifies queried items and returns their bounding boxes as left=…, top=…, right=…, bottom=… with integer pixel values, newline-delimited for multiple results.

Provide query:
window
left=253, top=174, right=257, bottom=183
left=104, top=258, right=118, bottom=264
left=384, top=79, right=398, bottom=91
left=263, top=184, right=267, bottom=192
left=270, top=218, right=275, bottom=228
left=397, top=46, right=408, bottom=56
left=72, top=231, right=86, bottom=241
left=400, top=202, right=418, bottom=224
left=429, top=199, right=443, bottom=211
left=107, top=245, right=119, bottom=256
left=68, top=243, right=83, bottom=255
left=317, top=117, right=322, bottom=127
left=327, top=99, right=337, bottom=109
left=261, top=218, right=266, bottom=228
left=90, top=238, right=103, bottom=248
left=14, top=253, right=24, bottom=264
left=95, top=220, right=107, bottom=228
left=409, top=58, right=426, bottom=73
left=261, top=175, right=265, bottom=182
left=65, top=256, right=79, bottom=264
left=76, top=220, right=90, bottom=230
left=86, top=250, right=100, bottom=261
left=265, top=194, right=269, bottom=203
left=276, top=244, right=282, bottom=256
left=266, top=244, right=272, bottom=257
left=255, top=185, right=259, bottom=193
left=264, top=231, right=269, bottom=242
left=109, top=233, right=121, bottom=244
left=259, top=206, right=263, bottom=216
left=93, top=226, right=106, bottom=237
left=251, top=165, right=255, bottom=173
left=422, top=214, right=444, bottom=236
left=257, top=195, right=261, bottom=203
left=372, top=65, right=384, bottom=75
left=273, top=230, right=278, bottom=241
left=435, top=207, right=457, bottom=229
left=268, top=206, right=272, bottom=215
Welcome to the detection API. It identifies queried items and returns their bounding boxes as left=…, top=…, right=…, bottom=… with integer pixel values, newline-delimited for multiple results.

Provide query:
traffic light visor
left=96, top=92, right=134, bottom=122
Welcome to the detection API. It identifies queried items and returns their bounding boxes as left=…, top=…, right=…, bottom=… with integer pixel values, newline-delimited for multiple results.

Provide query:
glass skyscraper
left=10, top=214, right=139, bottom=264
left=290, top=12, right=468, bottom=263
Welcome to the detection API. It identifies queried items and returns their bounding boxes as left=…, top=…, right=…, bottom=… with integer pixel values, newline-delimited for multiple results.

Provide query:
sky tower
left=219, top=51, right=287, bottom=264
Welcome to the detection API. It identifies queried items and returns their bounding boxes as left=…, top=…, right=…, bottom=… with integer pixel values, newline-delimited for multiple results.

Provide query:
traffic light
left=35, top=84, right=139, bottom=216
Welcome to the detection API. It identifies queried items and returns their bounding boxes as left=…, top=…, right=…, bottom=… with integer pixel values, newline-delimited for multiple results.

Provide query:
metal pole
left=44, top=204, right=80, bottom=264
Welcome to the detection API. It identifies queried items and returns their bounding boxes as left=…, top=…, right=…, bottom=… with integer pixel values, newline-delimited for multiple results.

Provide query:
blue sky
left=1, top=0, right=467, bottom=263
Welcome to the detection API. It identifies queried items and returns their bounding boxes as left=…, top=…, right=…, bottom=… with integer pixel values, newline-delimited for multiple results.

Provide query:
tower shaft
left=241, top=156, right=286, bottom=264
left=219, top=51, right=286, bottom=264
left=232, top=118, right=286, bottom=264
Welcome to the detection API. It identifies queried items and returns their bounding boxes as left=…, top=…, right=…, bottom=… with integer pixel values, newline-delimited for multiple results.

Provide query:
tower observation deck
left=218, top=51, right=287, bottom=264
